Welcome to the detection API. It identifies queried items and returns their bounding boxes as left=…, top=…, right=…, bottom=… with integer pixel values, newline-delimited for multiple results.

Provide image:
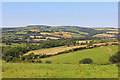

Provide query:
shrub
left=79, top=58, right=93, bottom=64
left=94, top=45, right=98, bottom=47
left=31, top=59, right=35, bottom=63
left=104, top=43, right=108, bottom=46
left=58, top=50, right=69, bottom=54
left=35, top=59, right=42, bottom=63
left=45, top=60, right=51, bottom=64
left=116, top=63, right=120, bottom=67
left=109, top=51, right=120, bottom=63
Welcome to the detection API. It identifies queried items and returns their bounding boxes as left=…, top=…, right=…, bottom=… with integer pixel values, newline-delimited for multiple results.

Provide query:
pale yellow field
left=33, top=39, right=47, bottom=41
left=95, top=29, right=118, bottom=31
left=40, top=32, right=52, bottom=35
left=106, top=32, right=119, bottom=34
left=46, top=37, right=59, bottom=39
left=93, top=34, right=115, bottom=37
left=30, top=36, right=43, bottom=38
left=24, top=45, right=86, bottom=56
left=28, top=29, right=40, bottom=32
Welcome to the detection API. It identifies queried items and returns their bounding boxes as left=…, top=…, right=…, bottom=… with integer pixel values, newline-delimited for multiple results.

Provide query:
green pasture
left=41, top=45, right=118, bottom=64
left=2, top=63, right=118, bottom=78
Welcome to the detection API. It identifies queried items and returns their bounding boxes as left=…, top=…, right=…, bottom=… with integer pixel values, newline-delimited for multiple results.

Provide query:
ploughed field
left=2, top=45, right=118, bottom=78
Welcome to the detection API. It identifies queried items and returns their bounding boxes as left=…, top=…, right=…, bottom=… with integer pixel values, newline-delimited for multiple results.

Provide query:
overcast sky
left=2, top=2, right=118, bottom=28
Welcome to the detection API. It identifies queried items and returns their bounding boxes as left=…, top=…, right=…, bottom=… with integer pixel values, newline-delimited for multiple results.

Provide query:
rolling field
left=2, top=45, right=119, bottom=78
left=41, top=45, right=118, bottom=64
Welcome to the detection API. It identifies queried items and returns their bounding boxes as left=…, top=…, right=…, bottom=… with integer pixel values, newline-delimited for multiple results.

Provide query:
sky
left=2, top=2, right=118, bottom=28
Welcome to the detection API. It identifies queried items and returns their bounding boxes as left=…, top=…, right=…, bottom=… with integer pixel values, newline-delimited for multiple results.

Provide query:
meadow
left=2, top=45, right=118, bottom=78
left=2, top=63, right=118, bottom=78
left=41, top=45, right=118, bottom=64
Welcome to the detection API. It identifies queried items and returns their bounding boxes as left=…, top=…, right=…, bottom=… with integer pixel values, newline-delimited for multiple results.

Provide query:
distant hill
left=2, top=25, right=118, bottom=42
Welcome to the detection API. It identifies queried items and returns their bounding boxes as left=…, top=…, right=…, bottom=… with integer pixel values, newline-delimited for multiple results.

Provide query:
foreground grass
left=42, top=45, right=118, bottom=64
left=2, top=63, right=118, bottom=78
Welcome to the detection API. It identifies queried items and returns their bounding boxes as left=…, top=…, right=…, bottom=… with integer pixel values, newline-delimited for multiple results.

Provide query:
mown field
left=25, top=45, right=86, bottom=55
left=2, top=45, right=118, bottom=78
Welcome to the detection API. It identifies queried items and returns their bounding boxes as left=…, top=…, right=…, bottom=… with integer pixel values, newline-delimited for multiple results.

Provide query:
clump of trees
left=79, top=58, right=94, bottom=64
left=2, top=39, right=77, bottom=62
left=109, top=51, right=120, bottom=63
left=2, top=46, right=29, bottom=62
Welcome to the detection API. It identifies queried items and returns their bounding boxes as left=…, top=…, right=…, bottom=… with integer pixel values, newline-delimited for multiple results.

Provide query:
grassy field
left=2, top=45, right=118, bottom=78
left=2, top=63, right=118, bottom=78
left=41, top=45, right=118, bottom=64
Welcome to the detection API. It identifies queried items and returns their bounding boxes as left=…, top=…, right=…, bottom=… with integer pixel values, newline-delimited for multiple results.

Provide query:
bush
left=79, top=58, right=93, bottom=64
left=116, top=63, right=120, bottom=67
left=104, top=43, right=108, bottom=46
left=109, top=51, right=120, bottom=63
left=58, top=50, right=69, bottom=54
left=31, top=59, right=35, bottom=63
left=35, top=59, right=42, bottom=63
left=45, top=60, right=51, bottom=64
left=94, top=45, right=98, bottom=47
